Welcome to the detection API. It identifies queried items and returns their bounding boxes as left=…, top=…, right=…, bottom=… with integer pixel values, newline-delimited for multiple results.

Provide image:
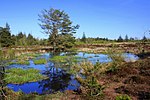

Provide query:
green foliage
left=8, top=53, right=44, bottom=65
left=0, top=24, right=41, bottom=47
left=106, top=46, right=125, bottom=73
left=72, top=61, right=104, bottom=98
left=0, top=48, right=15, bottom=99
left=142, top=35, right=147, bottom=42
left=49, top=55, right=69, bottom=63
left=81, top=32, right=86, bottom=43
left=117, top=35, right=123, bottom=42
left=0, top=24, right=14, bottom=47
left=8, top=60, right=30, bottom=65
left=125, top=34, right=129, bottom=42
left=27, top=33, right=36, bottom=45
left=0, top=49, right=15, bottom=65
left=4, top=68, right=47, bottom=84
left=75, top=37, right=116, bottom=46
left=115, top=94, right=131, bottom=100
left=33, top=58, right=47, bottom=65
left=49, top=55, right=78, bottom=63
left=80, top=76, right=105, bottom=97
left=16, top=53, right=41, bottom=61
left=38, top=8, right=79, bottom=52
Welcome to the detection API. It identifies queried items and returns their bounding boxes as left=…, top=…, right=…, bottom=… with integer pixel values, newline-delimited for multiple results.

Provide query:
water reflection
left=39, top=70, right=71, bottom=94
left=7, top=52, right=138, bottom=94
left=7, top=66, right=80, bottom=94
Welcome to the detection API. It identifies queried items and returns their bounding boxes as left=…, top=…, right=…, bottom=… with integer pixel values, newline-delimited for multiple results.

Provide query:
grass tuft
left=4, top=68, right=47, bottom=84
left=8, top=60, right=30, bottom=65
left=49, top=55, right=79, bottom=63
left=33, top=58, right=47, bottom=65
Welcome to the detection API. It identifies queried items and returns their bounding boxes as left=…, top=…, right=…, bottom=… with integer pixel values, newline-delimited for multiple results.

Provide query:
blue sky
left=0, top=0, right=150, bottom=39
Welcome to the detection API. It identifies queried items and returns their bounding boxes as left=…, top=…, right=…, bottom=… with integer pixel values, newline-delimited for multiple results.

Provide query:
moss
left=4, top=68, right=47, bottom=84
left=49, top=55, right=79, bottom=63
left=16, top=53, right=41, bottom=61
left=49, top=56, right=68, bottom=63
left=8, top=60, right=30, bottom=65
left=33, top=58, right=47, bottom=65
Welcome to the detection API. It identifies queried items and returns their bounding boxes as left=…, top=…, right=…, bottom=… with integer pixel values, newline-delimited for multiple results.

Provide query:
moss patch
left=49, top=55, right=79, bottom=63
left=4, top=68, right=47, bottom=84
left=33, top=58, right=47, bottom=65
left=8, top=60, right=30, bottom=65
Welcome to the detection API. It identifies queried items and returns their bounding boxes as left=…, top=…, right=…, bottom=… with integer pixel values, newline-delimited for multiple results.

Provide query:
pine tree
left=0, top=23, right=12, bottom=47
left=81, top=32, right=86, bottom=43
left=125, top=34, right=129, bottom=42
left=117, top=35, right=123, bottom=42
left=38, top=8, right=79, bottom=52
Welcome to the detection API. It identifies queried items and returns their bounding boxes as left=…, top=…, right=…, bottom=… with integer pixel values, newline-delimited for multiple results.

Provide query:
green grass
left=33, top=58, right=47, bottom=65
left=17, top=53, right=41, bottom=61
left=4, top=68, right=47, bottom=84
left=8, top=53, right=42, bottom=65
left=8, top=60, right=30, bottom=65
left=115, top=94, right=131, bottom=100
left=49, top=55, right=79, bottom=63
left=49, top=56, right=69, bottom=63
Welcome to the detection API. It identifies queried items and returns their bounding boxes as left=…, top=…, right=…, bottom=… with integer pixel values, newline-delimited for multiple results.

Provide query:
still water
left=7, top=52, right=139, bottom=94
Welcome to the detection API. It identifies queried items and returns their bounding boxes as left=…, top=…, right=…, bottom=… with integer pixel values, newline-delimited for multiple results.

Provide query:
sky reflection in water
left=7, top=52, right=139, bottom=94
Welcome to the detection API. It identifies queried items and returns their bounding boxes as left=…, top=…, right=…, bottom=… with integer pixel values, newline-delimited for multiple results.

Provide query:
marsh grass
left=4, top=87, right=65, bottom=100
left=49, top=56, right=69, bottom=63
left=33, top=58, right=47, bottom=65
left=49, top=55, right=79, bottom=63
left=8, top=60, right=30, bottom=65
left=16, top=53, right=41, bottom=61
left=4, top=68, right=47, bottom=84
left=8, top=53, right=42, bottom=65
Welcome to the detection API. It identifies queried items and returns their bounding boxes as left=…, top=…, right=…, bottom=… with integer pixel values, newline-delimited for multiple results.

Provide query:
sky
left=0, top=0, right=150, bottom=39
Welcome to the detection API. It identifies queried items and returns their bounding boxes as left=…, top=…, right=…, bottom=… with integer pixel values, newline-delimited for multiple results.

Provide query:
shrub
left=72, top=61, right=105, bottom=98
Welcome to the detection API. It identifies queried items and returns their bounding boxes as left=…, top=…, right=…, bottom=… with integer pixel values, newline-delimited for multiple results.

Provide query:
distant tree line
left=78, top=33, right=149, bottom=43
left=1, top=23, right=149, bottom=49
left=116, top=34, right=148, bottom=42
left=1, top=8, right=149, bottom=50
left=0, top=23, right=49, bottom=47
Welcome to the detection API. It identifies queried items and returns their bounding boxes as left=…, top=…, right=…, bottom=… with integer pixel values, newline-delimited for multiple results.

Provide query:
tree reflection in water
left=38, top=64, right=72, bottom=94
left=7, top=61, right=80, bottom=94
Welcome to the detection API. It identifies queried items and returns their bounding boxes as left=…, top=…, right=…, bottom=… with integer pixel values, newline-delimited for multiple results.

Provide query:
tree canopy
left=38, top=8, right=79, bottom=52
left=81, top=32, right=86, bottom=43
left=0, top=23, right=13, bottom=47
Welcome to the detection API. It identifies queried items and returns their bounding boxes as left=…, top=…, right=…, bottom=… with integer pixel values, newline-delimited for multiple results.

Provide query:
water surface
left=7, top=52, right=139, bottom=94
